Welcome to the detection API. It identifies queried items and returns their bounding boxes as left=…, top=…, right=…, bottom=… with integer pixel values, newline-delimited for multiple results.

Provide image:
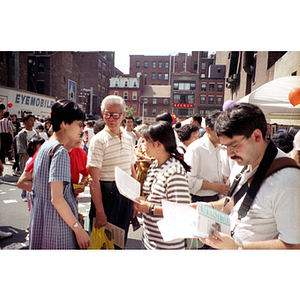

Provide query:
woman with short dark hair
left=29, top=99, right=90, bottom=249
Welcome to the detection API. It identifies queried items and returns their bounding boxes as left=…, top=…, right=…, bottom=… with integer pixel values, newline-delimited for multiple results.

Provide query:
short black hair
left=0, top=103, right=5, bottom=110
left=192, top=114, right=202, bottom=125
left=215, top=103, right=267, bottom=138
left=272, top=131, right=294, bottom=153
left=27, top=136, right=45, bottom=157
left=205, top=110, right=221, bottom=131
left=23, top=114, right=35, bottom=123
left=125, top=116, right=134, bottom=121
left=51, top=99, right=85, bottom=132
left=156, top=112, right=172, bottom=124
left=177, top=123, right=199, bottom=142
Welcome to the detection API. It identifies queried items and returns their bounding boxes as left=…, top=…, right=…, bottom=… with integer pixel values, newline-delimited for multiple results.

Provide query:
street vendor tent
left=237, top=76, right=300, bottom=125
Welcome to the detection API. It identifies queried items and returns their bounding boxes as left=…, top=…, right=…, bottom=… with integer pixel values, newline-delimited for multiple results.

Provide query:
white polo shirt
left=87, top=126, right=135, bottom=181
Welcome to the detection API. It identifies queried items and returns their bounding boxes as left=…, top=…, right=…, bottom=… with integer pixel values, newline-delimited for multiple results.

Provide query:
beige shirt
left=87, top=126, right=135, bottom=181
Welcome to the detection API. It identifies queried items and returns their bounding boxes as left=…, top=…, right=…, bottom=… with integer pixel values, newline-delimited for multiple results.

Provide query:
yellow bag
left=88, top=227, right=114, bottom=250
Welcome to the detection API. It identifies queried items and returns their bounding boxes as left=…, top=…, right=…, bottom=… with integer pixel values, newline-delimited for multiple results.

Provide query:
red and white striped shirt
left=0, top=118, right=14, bottom=134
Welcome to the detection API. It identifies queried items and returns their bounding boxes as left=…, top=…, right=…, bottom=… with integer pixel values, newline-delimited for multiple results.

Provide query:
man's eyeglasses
left=103, top=112, right=123, bottom=119
left=219, top=136, right=246, bottom=153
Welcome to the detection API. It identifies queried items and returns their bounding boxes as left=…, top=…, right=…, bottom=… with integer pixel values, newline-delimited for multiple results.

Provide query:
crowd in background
left=1, top=97, right=300, bottom=249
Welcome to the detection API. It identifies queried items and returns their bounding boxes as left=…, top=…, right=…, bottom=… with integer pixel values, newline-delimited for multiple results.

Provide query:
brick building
left=140, top=85, right=171, bottom=122
left=129, top=51, right=214, bottom=85
left=72, top=51, right=123, bottom=116
left=129, top=51, right=224, bottom=120
left=0, top=51, right=28, bottom=90
left=109, top=75, right=144, bottom=117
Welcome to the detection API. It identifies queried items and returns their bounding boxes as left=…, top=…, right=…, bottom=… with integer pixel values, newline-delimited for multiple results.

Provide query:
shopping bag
left=88, top=227, right=114, bottom=250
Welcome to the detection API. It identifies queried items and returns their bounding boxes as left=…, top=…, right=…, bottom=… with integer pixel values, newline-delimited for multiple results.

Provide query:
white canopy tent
left=237, top=76, right=300, bottom=126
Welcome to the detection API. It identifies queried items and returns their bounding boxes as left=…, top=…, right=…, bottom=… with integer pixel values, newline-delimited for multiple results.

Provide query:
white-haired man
left=87, top=95, right=137, bottom=249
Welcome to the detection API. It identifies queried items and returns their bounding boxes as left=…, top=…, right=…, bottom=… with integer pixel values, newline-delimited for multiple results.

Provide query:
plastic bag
left=88, top=227, right=114, bottom=250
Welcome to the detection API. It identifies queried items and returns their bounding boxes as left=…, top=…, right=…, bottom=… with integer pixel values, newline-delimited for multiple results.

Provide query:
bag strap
left=237, top=140, right=278, bottom=220
left=49, top=143, right=63, bottom=163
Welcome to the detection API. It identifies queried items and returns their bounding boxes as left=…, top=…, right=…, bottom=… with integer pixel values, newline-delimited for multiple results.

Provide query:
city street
left=0, top=160, right=143, bottom=250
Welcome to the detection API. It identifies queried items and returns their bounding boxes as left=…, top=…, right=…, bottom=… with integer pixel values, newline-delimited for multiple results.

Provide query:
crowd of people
left=0, top=96, right=300, bottom=250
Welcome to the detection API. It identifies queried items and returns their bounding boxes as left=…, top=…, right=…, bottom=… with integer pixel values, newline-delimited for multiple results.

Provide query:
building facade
left=109, top=75, right=144, bottom=117
left=129, top=51, right=214, bottom=86
left=216, top=51, right=288, bottom=102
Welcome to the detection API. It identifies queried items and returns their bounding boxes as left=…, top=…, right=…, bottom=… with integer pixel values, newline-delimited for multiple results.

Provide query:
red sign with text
left=173, top=103, right=194, bottom=108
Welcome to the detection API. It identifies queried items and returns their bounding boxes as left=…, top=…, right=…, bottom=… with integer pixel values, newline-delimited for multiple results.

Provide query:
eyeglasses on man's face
left=220, top=136, right=246, bottom=153
left=103, top=112, right=123, bottom=119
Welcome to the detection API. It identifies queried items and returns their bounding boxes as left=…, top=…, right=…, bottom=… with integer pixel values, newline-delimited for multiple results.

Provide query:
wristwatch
left=72, top=221, right=79, bottom=228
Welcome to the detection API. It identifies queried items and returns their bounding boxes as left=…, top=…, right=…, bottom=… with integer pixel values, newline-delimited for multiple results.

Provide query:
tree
left=125, top=105, right=134, bottom=118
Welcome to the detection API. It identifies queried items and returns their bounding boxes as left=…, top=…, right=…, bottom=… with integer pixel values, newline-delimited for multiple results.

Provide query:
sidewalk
left=0, top=159, right=143, bottom=250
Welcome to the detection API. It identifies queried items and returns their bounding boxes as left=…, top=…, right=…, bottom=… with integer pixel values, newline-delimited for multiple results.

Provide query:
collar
left=104, top=125, right=123, bottom=138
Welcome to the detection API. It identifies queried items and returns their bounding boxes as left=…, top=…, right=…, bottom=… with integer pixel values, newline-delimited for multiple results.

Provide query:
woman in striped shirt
left=135, top=121, right=191, bottom=250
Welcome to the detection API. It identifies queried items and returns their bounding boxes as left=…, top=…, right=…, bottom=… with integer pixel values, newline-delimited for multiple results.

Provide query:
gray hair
left=101, top=95, right=126, bottom=113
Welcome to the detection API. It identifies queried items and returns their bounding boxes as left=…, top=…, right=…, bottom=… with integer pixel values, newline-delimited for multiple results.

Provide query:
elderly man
left=87, top=95, right=136, bottom=249
left=198, top=103, right=300, bottom=250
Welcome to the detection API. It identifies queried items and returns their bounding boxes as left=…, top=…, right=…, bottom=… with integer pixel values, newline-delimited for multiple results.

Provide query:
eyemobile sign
left=0, top=85, right=55, bottom=118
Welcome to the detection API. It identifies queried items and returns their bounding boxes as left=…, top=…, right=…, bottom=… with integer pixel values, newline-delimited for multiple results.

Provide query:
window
left=114, top=91, right=119, bottom=96
left=182, top=61, right=186, bottom=69
left=201, top=62, right=206, bottom=70
left=158, top=61, right=163, bottom=68
left=144, top=61, right=148, bottom=68
left=151, top=72, right=156, bottom=80
left=209, top=83, right=215, bottom=92
left=143, top=98, right=148, bottom=104
left=152, top=61, right=157, bottom=68
left=132, top=92, right=137, bottom=100
left=132, top=105, right=137, bottom=112
left=174, top=95, right=180, bottom=103
left=124, top=91, right=128, bottom=100
left=193, top=62, right=198, bottom=70
left=174, top=61, right=178, bottom=69
left=152, top=108, right=157, bottom=116
left=173, top=108, right=194, bottom=117
left=115, top=80, right=119, bottom=87
left=217, top=84, right=223, bottom=92
left=200, top=96, right=206, bottom=104
left=38, top=61, right=45, bottom=73
left=125, top=81, right=128, bottom=87
left=163, top=98, right=168, bottom=105
left=152, top=98, right=157, bottom=104
left=200, top=73, right=205, bottom=78
left=174, top=83, right=179, bottom=90
left=216, top=97, right=222, bottom=105
left=144, top=108, right=147, bottom=116
left=37, top=81, right=44, bottom=94
left=208, top=96, right=214, bottom=105
left=136, top=61, right=140, bottom=68
left=190, top=83, right=196, bottom=90
left=187, top=95, right=195, bottom=104
left=165, top=61, right=169, bottom=68
left=164, top=73, right=168, bottom=80
left=201, top=83, right=207, bottom=91
left=158, top=73, right=162, bottom=80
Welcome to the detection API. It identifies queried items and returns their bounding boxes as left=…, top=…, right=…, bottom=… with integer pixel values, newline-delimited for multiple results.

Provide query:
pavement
left=0, top=158, right=143, bottom=250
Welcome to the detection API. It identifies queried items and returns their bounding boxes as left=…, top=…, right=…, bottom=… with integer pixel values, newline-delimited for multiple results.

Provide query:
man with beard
left=197, top=103, right=300, bottom=250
